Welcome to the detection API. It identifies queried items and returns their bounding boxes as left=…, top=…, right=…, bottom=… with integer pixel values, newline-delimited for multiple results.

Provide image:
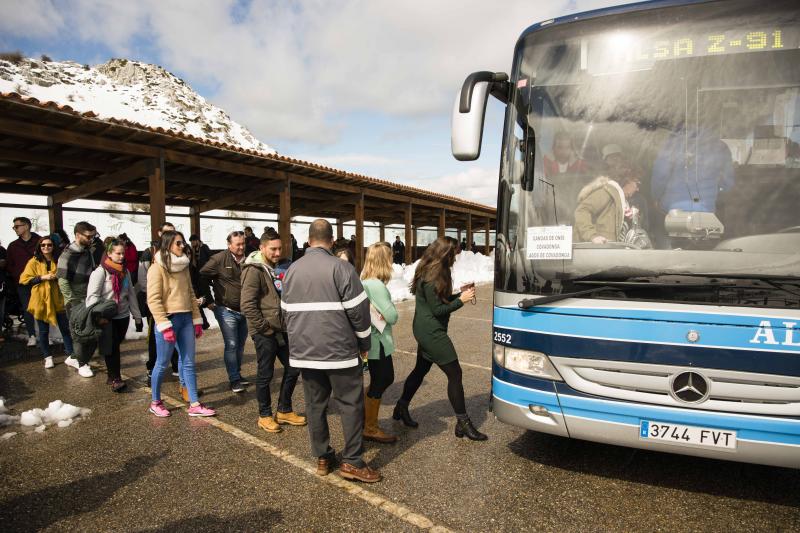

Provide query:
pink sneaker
left=148, top=400, right=171, bottom=418
left=187, top=403, right=216, bottom=417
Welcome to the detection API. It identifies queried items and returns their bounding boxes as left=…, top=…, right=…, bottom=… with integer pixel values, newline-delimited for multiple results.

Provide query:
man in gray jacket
left=282, top=219, right=380, bottom=483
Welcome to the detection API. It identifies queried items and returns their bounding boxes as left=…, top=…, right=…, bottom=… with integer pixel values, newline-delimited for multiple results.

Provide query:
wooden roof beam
left=194, top=179, right=286, bottom=213
left=51, top=158, right=158, bottom=204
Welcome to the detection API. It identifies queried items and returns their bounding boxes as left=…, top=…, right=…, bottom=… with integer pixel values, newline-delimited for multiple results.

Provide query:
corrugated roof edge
left=0, top=91, right=495, bottom=213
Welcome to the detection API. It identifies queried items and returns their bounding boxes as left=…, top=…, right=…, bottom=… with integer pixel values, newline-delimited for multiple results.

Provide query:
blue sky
left=0, top=0, right=635, bottom=207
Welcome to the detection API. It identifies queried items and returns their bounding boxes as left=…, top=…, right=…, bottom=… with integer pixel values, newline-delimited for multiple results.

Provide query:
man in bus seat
left=543, top=131, right=589, bottom=177
left=573, top=168, right=642, bottom=244
left=650, top=127, right=734, bottom=215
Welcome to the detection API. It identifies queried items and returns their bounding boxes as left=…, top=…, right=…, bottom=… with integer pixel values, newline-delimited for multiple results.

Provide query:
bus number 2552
left=494, top=331, right=512, bottom=344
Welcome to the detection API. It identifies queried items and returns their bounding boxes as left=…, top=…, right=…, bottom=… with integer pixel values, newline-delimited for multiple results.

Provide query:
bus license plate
left=639, top=420, right=736, bottom=450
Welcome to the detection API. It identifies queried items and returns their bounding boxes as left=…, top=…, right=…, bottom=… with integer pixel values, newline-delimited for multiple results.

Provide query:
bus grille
left=549, top=357, right=800, bottom=416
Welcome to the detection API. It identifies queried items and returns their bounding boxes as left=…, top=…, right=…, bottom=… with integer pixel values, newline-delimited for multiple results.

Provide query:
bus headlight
left=493, top=344, right=562, bottom=381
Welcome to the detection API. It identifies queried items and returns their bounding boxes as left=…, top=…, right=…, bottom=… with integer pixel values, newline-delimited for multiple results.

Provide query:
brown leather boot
left=339, top=462, right=381, bottom=483
left=316, top=456, right=334, bottom=476
left=363, top=396, right=397, bottom=444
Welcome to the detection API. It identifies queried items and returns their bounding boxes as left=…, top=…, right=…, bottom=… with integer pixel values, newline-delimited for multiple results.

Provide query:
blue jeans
left=36, top=312, right=74, bottom=358
left=17, top=284, right=36, bottom=337
left=152, top=313, right=199, bottom=404
left=213, top=306, right=248, bottom=383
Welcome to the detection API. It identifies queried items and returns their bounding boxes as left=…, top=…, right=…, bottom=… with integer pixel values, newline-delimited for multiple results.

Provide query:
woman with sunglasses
left=19, top=236, right=74, bottom=368
left=86, top=238, right=142, bottom=392
left=148, top=231, right=215, bottom=417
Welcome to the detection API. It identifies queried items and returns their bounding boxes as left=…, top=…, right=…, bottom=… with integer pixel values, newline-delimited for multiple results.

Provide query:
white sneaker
left=64, top=356, right=80, bottom=370
left=78, top=365, right=94, bottom=378
left=44, top=356, right=54, bottom=369
left=27, top=336, right=37, bottom=347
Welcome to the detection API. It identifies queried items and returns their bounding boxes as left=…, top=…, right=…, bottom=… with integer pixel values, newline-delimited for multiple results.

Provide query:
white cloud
left=0, top=0, right=64, bottom=38
left=0, top=0, right=635, bottom=144
left=411, top=166, right=500, bottom=207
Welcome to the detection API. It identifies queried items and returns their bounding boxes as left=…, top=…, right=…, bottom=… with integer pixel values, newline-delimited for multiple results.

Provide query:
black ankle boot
left=455, top=417, right=487, bottom=441
left=392, top=401, right=418, bottom=428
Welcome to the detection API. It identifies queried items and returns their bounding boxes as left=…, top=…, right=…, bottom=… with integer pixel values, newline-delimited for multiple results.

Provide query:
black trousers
left=99, top=317, right=130, bottom=380
left=146, top=315, right=177, bottom=373
left=400, top=348, right=466, bottom=415
left=366, top=344, right=394, bottom=399
left=301, top=364, right=365, bottom=467
left=253, top=332, right=300, bottom=417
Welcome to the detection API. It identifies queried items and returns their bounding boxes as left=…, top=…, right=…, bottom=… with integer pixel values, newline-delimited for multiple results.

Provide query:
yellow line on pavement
left=125, top=374, right=455, bottom=533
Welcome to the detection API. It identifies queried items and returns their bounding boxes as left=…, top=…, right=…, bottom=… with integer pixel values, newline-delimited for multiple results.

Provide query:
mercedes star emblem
left=669, top=371, right=710, bottom=404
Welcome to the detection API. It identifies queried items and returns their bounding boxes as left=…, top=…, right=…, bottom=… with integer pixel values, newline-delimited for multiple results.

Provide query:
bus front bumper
left=493, top=375, right=800, bottom=469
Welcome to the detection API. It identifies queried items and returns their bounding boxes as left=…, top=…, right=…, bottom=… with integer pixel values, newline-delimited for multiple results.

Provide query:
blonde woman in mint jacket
left=360, top=242, right=399, bottom=444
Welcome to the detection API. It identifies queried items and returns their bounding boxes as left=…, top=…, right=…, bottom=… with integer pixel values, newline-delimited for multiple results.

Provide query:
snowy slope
left=0, top=57, right=275, bottom=154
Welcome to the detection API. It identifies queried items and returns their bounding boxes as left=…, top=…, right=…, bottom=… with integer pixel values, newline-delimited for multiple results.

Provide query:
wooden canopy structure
left=0, top=92, right=495, bottom=268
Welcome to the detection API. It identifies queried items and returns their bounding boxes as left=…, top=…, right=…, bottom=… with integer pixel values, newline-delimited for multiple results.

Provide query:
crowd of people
left=0, top=216, right=484, bottom=483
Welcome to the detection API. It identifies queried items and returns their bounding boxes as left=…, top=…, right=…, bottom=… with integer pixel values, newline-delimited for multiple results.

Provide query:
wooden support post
left=379, top=222, right=385, bottom=243
left=438, top=208, right=446, bottom=238
left=279, top=181, right=292, bottom=260
left=412, top=226, right=418, bottom=260
left=457, top=228, right=462, bottom=242
left=466, top=213, right=473, bottom=253
left=485, top=217, right=491, bottom=254
left=337, top=218, right=344, bottom=240
left=355, top=191, right=365, bottom=270
left=47, top=196, right=63, bottom=234
left=404, top=204, right=413, bottom=264
left=190, top=206, right=201, bottom=239
left=149, top=157, right=166, bottom=242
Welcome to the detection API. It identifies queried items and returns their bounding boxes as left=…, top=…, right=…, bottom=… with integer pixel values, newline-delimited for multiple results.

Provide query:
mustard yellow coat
left=19, top=257, right=65, bottom=325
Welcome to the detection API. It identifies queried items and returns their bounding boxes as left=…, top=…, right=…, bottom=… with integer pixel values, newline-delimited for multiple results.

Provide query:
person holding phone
left=393, top=237, right=487, bottom=441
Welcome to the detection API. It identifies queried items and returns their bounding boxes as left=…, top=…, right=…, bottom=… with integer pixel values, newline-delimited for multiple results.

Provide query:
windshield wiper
left=518, top=279, right=742, bottom=309
left=518, top=286, right=618, bottom=309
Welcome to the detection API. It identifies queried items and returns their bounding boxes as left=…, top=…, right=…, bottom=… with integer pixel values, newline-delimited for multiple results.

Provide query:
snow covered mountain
left=0, top=56, right=276, bottom=154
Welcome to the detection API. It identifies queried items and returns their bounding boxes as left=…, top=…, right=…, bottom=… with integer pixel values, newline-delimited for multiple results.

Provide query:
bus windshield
left=496, top=0, right=800, bottom=306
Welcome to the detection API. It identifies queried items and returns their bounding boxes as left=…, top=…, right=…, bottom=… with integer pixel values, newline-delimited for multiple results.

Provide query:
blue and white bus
left=452, top=0, right=800, bottom=468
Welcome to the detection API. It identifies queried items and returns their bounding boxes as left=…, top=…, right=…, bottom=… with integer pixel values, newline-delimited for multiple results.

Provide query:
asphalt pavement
left=1, top=287, right=799, bottom=532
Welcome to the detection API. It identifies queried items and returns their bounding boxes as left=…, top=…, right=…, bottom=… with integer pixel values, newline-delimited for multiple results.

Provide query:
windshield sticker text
left=527, top=226, right=573, bottom=260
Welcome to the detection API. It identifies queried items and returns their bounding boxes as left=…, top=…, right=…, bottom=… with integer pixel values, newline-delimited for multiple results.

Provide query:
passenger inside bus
left=543, top=131, right=589, bottom=177
left=573, top=165, right=644, bottom=244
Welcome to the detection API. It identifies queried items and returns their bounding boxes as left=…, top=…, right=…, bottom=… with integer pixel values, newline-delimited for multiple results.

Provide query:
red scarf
left=102, top=255, right=126, bottom=303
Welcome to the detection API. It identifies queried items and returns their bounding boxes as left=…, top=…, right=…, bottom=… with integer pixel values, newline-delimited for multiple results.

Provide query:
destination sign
left=586, top=27, right=798, bottom=74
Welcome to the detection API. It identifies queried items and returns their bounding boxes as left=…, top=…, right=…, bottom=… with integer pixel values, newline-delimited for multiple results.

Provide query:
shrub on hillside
left=0, top=51, right=24, bottom=64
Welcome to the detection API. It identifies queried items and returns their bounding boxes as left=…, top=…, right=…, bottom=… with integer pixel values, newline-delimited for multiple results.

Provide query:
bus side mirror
left=451, top=71, right=508, bottom=161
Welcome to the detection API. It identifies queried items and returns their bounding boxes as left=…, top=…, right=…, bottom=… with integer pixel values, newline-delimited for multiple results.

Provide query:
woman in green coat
left=361, top=242, right=399, bottom=444
left=393, top=237, right=486, bottom=441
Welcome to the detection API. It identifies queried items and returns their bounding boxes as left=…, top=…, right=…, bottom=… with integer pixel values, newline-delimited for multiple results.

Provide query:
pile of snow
left=387, top=251, right=494, bottom=303
left=0, top=57, right=275, bottom=154
left=18, top=400, right=90, bottom=433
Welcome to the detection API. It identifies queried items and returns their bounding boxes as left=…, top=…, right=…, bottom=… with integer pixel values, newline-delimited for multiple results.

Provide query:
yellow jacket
left=19, top=257, right=65, bottom=325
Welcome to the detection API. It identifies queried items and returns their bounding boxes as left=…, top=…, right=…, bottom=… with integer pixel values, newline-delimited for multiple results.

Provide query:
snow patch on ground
left=17, top=400, right=90, bottom=432
left=387, top=251, right=494, bottom=303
